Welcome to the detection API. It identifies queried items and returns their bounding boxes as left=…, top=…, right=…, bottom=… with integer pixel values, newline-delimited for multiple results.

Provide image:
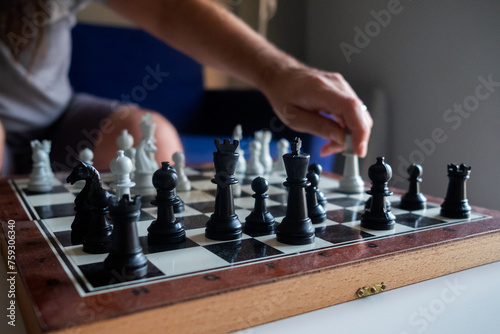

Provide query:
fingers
left=313, top=75, right=373, bottom=158
left=278, top=104, right=347, bottom=148
left=320, top=140, right=345, bottom=157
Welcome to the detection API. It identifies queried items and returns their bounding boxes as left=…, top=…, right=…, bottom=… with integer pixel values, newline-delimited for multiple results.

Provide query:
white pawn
left=255, top=130, right=272, bottom=174
left=245, top=140, right=265, bottom=177
left=273, top=138, right=289, bottom=174
left=110, top=150, right=135, bottom=200
left=79, top=148, right=94, bottom=164
left=172, top=152, right=191, bottom=192
left=233, top=124, right=246, bottom=174
left=27, top=140, right=53, bottom=193
left=74, top=148, right=94, bottom=189
left=338, top=134, right=365, bottom=194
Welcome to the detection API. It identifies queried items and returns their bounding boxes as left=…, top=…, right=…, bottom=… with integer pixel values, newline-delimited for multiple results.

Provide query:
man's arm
left=105, top=0, right=372, bottom=157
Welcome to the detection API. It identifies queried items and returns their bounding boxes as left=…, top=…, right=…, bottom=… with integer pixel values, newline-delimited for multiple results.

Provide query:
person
left=0, top=0, right=372, bottom=175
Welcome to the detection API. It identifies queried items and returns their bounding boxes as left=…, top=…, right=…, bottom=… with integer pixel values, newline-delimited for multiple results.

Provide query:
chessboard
left=1, top=166, right=500, bottom=334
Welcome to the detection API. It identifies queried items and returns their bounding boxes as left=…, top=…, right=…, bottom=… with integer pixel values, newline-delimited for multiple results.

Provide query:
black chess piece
left=148, top=162, right=186, bottom=244
left=306, top=171, right=327, bottom=224
left=276, top=138, right=315, bottom=245
left=308, top=163, right=327, bottom=208
left=104, top=194, right=148, bottom=281
left=244, top=177, right=275, bottom=234
left=440, top=163, right=471, bottom=219
left=361, top=157, right=396, bottom=230
left=205, top=139, right=243, bottom=241
left=66, top=161, right=112, bottom=252
left=400, top=163, right=427, bottom=211
left=172, top=189, right=185, bottom=214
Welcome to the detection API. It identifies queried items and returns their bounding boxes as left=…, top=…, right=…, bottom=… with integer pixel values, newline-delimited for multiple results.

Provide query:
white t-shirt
left=0, top=0, right=96, bottom=133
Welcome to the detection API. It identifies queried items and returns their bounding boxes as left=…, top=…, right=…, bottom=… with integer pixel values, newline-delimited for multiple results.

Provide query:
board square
left=395, top=213, right=445, bottom=228
left=188, top=201, right=216, bottom=213
left=315, top=224, right=375, bottom=244
left=145, top=246, right=229, bottom=277
left=204, top=238, right=283, bottom=263
left=79, top=260, right=163, bottom=289
left=179, top=214, right=211, bottom=229
left=266, top=205, right=288, bottom=218
left=23, top=185, right=68, bottom=196
left=327, top=197, right=366, bottom=208
left=53, top=230, right=72, bottom=247
left=34, top=203, right=76, bottom=219
left=326, top=208, right=363, bottom=223
left=139, top=236, right=199, bottom=254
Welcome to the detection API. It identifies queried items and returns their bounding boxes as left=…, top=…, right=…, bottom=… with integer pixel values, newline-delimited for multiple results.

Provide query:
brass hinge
left=357, top=282, right=387, bottom=298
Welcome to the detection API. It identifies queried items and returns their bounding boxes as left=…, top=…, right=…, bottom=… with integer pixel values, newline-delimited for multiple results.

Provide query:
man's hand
left=261, top=65, right=373, bottom=157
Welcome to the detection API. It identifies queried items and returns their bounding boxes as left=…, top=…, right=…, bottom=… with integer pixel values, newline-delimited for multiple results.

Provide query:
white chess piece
left=233, top=124, right=246, bottom=174
left=246, top=140, right=265, bottom=177
left=140, top=113, right=157, bottom=165
left=172, top=152, right=191, bottom=192
left=338, top=134, right=365, bottom=194
left=74, top=148, right=94, bottom=189
left=79, top=148, right=94, bottom=165
left=40, top=140, right=54, bottom=181
left=117, top=129, right=136, bottom=160
left=110, top=150, right=135, bottom=199
left=255, top=130, right=272, bottom=174
left=133, top=138, right=158, bottom=194
left=27, top=140, right=53, bottom=193
left=117, top=129, right=136, bottom=179
left=273, top=138, right=289, bottom=174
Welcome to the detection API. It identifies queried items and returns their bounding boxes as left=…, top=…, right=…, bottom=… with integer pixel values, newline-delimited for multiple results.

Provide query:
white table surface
left=1, top=257, right=499, bottom=334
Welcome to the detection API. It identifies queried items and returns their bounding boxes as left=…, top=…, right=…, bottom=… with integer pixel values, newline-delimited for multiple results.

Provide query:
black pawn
left=244, top=177, right=275, bottom=234
left=306, top=171, right=327, bottom=224
left=104, top=195, right=148, bottom=281
left=440, top=163, right=471, bottom=218
left=148, top=162, right=186, bottom=244
left=400, top=163, right=427, bottom=211
left=83, top=188, right=113, bottom=254
left=361, top=157, right=396, bottom=230
left=276, top=138, right=315, bottom=245
left=205, top=139, right=242, bottom=240
left=308, top=163, right=327, bottom=208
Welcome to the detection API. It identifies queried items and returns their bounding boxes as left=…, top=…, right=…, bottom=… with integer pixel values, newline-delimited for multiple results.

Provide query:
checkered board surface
left=9, top=167, right=489, bottom=296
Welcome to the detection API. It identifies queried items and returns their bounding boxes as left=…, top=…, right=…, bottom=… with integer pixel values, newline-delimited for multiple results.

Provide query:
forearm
left=106, top=0, right=301, bottom=89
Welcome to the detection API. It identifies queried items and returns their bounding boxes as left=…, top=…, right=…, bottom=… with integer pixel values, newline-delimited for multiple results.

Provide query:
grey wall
left=304, top=0, right=500, bottom=210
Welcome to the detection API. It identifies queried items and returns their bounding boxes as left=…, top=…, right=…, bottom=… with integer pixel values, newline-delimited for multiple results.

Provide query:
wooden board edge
left=36, top=230, right=500, bottom=334
left=0, top=225, right=45, bottom=334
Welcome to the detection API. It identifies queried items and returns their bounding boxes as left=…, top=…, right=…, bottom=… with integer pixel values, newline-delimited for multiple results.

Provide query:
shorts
left=3, top=93, right=118, bottom=175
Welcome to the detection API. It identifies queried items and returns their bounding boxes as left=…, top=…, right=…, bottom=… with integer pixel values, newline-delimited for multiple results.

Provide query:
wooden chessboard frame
left=1, top=172, right=500, bottom=334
